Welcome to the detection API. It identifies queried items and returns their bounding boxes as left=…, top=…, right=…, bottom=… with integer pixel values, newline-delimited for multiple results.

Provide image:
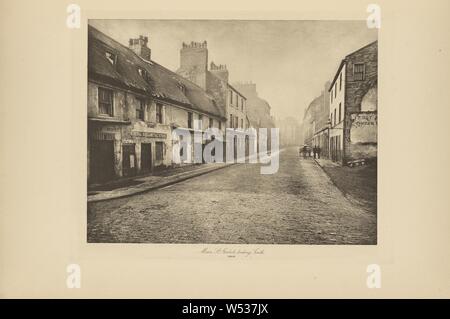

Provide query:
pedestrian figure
left=317, top=146, right=321, bottom=159
left=313, top=146, right=317, bottom=159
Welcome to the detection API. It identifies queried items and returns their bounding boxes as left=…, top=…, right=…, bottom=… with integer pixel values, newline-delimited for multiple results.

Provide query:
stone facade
left=88, top=26, right=226, bottom=185
left=301, top=40, right=377, bottom=165
left=342, top=41, right=378, bottom=163
left=88, top=82, right=173, bottom=183
left=302, top=82, right=330, bottom=157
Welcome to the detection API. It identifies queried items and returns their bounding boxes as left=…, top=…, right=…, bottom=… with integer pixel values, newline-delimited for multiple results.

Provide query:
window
left=241, top=119, right=243, bottom=128
left=105, top=52, right=116, bottom=65
left=241, top=98, right=244, bottom=111
left=338, top=103, right=342, bottom=122
left=136, top=99, right=145, bottom=120
left=198, top=114, right=203, bottom=129
left=98, top=87, right=113, bottom=116
left=138, top=67, right=149, bottom=82
left=178, top=83, right=186, bottom=94
left=188, top=112, right=193, bottom=129
left=219, top=121, right=222, bottom=130
left=156, top=103, right=163, bottom=124
left=335, top=83, right=337, bottom=98
left=330, top=91, right=333, bottom=104
left=353, top=63, right=365, bottom=81
left=339, top=73, right=342, bottom=91
left=330, top=113, right=333, bottom=126
left=230, top=114, right=233, bottom=127
left=230, top=91, right=233, bottom=105
left=155, top=142, right=164, bottom=161
left=209, top=118, right=213, bottom=128
left=334, top=109, right=337, bottom=126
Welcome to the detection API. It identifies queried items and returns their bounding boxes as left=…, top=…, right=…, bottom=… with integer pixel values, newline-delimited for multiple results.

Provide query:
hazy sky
left=89, top=20, right=377, bottom=123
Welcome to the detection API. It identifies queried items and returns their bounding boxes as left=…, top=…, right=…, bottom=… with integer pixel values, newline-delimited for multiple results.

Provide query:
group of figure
left=299, top=145, right=321, bottom=159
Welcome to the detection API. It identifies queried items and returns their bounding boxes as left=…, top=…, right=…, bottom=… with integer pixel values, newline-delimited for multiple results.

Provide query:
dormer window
left=105, top=51, right=116, bottom=65
left=173, top=78, right=186, bottom=94
left=138, top=67, right=149, bottom=82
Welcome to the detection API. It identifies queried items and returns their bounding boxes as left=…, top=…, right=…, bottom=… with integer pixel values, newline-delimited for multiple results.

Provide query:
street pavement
left=88, top=147, right=376, bottom=244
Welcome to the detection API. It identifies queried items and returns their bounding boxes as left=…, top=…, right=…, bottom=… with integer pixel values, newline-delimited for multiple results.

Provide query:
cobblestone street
left=88, top=147, right=376, bottom=244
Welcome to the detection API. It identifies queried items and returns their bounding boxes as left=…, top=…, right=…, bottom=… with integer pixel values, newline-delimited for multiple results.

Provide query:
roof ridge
left=345, top=40, right=378, bottom=58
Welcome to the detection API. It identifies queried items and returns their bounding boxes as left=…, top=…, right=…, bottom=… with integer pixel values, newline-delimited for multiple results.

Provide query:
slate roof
left=88, top=25, right=226, bottom=120
left=328, top=40, right=378, bottom=92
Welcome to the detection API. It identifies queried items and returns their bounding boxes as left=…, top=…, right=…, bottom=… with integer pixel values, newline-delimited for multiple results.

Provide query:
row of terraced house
left=88, top=25, right=274, bottom=185
left=302, top=41, right=378, bottom=166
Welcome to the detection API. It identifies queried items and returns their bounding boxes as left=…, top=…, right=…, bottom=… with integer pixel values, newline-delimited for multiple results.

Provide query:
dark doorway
left=90, top=140, right=115, bottom=184
left=141, top=143, right=152, bottom=173
left=234, top=136, right=238, bottom=160
left=245, top=136, right=249, bottom=158
left=122, top=143, right=136, bottom=177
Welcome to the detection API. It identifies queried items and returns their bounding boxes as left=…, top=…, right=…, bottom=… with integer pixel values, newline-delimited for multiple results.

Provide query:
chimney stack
left=177, top=40, right=209, bottom=89
left=129, top=35, right=151, bottom=61
left=209, top=61, right=229, bottom=83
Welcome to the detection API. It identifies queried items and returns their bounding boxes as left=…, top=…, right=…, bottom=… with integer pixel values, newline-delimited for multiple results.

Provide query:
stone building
left=276, top=117, right=302, bottom=147
left=233, top=82, right=275, bottom=129
left=176, top=42, right=250, bottom=157
left=302, top=81, right=331, bottom=158
left=328, top=41, right=377, bottom=164
left=176, top=42, right=248, bottom=131
left=88, top=26, right=226, bottom=185
left=233, top=82, right=275, bottom=150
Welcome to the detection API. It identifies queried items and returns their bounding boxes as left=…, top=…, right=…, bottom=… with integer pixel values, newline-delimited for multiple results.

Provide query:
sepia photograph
left=86, top=19, right=378, bottom=244
left=2, top=0, right=450, bottom=303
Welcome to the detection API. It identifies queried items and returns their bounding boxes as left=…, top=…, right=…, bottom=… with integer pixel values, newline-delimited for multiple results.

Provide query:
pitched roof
left=88, top=25, right=226, bottom=120
left=328, top=40, right=378, bottom=92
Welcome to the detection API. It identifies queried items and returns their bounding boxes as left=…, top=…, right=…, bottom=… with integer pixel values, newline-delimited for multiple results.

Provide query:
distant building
left=233, top=82, right=275, bottom=151
left=233, top=82, right=275, bottom=129
left=328, top=41, right=377, bottom=164
left=302, top=81, right=330, bottom=158
left=277, top=117, right=302, bottom=147
left=87, top=26, right=226, bottom=184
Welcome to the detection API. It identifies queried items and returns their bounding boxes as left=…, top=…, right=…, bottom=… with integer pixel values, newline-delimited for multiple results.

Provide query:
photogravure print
left=86, top=19, right=378, bottom=245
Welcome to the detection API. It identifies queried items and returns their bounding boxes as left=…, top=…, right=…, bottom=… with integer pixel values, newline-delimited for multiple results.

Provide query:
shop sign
left=131, top=131, right=167, bottom=139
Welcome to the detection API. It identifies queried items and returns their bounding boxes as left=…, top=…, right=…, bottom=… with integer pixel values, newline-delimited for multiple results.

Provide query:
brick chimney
left=129, top=35, right=151, bottom=61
